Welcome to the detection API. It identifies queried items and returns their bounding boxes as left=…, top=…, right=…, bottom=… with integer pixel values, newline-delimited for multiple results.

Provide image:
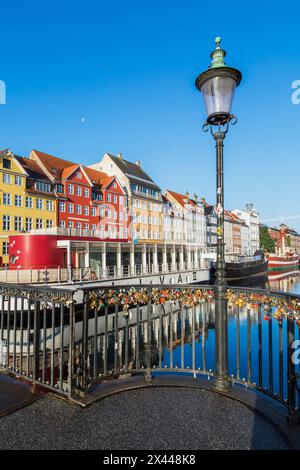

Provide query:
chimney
left=118, top=152, right=122, bottom=159
left=135, top=160, right=141, bottom=167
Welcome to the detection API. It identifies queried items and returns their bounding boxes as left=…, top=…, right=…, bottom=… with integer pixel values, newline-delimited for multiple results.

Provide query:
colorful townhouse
left=232, top=203, right=260, bottom=255
left=0, top=149, right=56, bottom=266
left=89, top=153, right=163, bottom=244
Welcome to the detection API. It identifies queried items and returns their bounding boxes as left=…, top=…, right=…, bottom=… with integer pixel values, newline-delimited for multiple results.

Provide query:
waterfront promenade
left=0, top=383, right=293, bottom=450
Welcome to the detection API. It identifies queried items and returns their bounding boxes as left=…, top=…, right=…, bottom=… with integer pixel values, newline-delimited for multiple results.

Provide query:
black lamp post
left=195, top=37, right=242, bottom=391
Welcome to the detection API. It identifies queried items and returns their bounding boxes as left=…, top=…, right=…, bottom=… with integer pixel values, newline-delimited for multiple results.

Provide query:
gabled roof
left=15, top=156, right=51, bottom=181
left=31, top=149, right=124, bottom=193
left=166, top=190, right=194, bottom=208
left=105, top=153, right=161, bottom=191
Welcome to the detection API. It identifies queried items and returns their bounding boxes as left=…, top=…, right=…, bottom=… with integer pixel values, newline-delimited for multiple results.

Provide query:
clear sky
left=1, top=0, right=300, bottom=229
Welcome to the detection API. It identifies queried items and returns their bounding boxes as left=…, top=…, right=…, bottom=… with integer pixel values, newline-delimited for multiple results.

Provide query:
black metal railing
left=0, top=283, right=299, bottom=422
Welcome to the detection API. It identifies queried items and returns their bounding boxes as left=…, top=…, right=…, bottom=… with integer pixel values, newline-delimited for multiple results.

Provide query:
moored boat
left=210, top=251, right=268, bottom=282
left=267, top=252, right=300, bottom=278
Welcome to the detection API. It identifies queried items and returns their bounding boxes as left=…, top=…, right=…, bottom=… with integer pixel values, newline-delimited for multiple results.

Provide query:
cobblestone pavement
left=0, top=387, right=291, bottom=450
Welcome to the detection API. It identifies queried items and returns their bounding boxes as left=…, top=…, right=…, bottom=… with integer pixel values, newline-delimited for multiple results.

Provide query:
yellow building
left=0, top=149, right=57, bottom=265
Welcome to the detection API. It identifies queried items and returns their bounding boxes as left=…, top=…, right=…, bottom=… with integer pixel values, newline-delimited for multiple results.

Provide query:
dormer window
left=76, top=171, right=82, bottom=179
left=56, top=184, right=64, bottom=193
left=3, top=158, right=11, bottom=169
left=36, top=181, right=51, bottom=193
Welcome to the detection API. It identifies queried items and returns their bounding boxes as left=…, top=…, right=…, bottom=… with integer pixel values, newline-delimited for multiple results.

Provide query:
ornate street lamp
left=195, top=37, right=242, bottom=391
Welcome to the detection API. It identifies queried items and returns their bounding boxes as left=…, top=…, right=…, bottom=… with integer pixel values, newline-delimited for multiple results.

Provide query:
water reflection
left=228, top=273, right=300, bottom=295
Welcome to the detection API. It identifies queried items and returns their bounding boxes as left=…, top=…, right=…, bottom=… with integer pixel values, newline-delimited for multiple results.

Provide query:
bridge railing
left=0, top=283, right=299, bottom=422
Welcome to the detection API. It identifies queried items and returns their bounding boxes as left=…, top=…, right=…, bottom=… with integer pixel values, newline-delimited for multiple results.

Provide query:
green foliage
left=259, top=225, right=276, bottom=253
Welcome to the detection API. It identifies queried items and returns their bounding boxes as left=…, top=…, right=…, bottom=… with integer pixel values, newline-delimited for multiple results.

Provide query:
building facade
left=90, top=153, right=163, bottom=243
left=232, top=203, right=260, bottom=255
left=0, top=149, right=57, bottom=266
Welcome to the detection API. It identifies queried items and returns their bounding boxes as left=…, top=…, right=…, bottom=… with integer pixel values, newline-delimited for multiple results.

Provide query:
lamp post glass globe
left=195, top=38, right=242, bottom=125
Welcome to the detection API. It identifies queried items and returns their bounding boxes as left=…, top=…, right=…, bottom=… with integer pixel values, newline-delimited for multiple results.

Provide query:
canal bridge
left=0, top=282, right=299, bottom=445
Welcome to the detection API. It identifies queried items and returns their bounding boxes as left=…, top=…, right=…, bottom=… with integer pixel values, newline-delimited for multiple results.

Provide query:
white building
left=164, top=190, right=207, bottom=249
left=232, top=203, right=260, bottom=255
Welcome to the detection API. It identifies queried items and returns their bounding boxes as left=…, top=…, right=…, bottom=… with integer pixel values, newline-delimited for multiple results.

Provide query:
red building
left=8, top=150, right=131, bottom=271
left=30, top=149, right=129, bottom=239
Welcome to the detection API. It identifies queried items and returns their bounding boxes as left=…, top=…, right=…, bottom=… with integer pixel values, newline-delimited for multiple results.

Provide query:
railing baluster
left=124, top=312, right=129, bottom=373
left=287, top=316, right=297, bottom=423
left=26, top=299, right=31, bottom=377
left=236, top=306, right=240, bottom=381
left=33, top=300, right=40, bottom=383
left=247, top=307, right=251, bottom=383
left=192, top=305, right=195, bottom=372
left=258, top=304, right=262, bottom=388
left=82, top=291, right=89, bottom=387
left=279, top=319, right=283, bottom=400
left=13, top=296, right=17, bottom=371
left=51, top=302, right=55, bottom=387
left=20, top=297, right=24, bottom=374
left=202, top=302, right=206, bottom=372
left=169, top=302, right=173, bottom=369
left=114, top=304, right=119, bottom=374
left=59, top=303, right=64, bottom=390
left=268, top=312, right=273, bottom=393
left=159, top=304, right=163, bottom=369
left=104, top=306, right=108, bottom=376
left=146, top=291, right=152, bottom=377
left=68, top=301, right=75, bottom=396
left=135, top=307, right=140, bottom=370
left=180, top=305, right=184, bottom=369
left=7, top=295, right=11, bottom=369
left=42, top=305, right=46, bottom=384
left=93, top=307, right=98, bottom=379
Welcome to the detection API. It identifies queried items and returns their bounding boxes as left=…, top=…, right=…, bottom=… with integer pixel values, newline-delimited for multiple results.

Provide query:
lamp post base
left=213, top=375, right=231, bottom=392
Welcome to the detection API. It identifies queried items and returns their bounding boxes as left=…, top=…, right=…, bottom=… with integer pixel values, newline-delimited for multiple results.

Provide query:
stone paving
left=0, top=387, right=292, bottom=450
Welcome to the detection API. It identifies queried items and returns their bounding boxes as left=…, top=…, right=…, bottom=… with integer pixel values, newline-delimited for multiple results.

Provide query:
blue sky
left=1, top=0, right=300, bottom=229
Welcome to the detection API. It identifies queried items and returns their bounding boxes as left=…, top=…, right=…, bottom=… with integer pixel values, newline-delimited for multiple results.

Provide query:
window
left=3, top=158, right=11, bottom=169
left=56, top=184, right=64, bottom=193
left=76, top=186, right=82, bottom=196
left=68, top=221, right=74, bottom=229
left=113, top=181, right=117, bottom=188
left=36, top=198, right=43, bottom=210
left=14, top=216, right=22, bottom=231
left=120, top=212, right=123, bottom=221
left=106, top=193, right=111, bottom=202
left=113, top=195, right=117, bottom=203
left=76, top=222, right=81, bottom=229
left=76, top=204, right=82, bottom=214
left=68, top=203, right=74, bottom=213
left=2, top=216, right=11, bottom=231
left=36, top=219, right=43, bottom=229
left=83, top=223, right=89, bottom=230
left=84, top=206, right=89, bottom=216
left=3, top=173, right=11, bottom=184
left=59, top=221, right=65, bottom=228
left=92, top=207, right=97, bottom=217
left=119, top=228, right=123, bottom=238
left=107, top=210, right=111, bottom=219
left=2, top=241, right=9, bottom=256
left=84, top=188, right=89, bottom=198
left=14, top=195, right=22, bottom=207
left=15, top=175, right=22, bottom=186
left=76, top=172, right=82, bottom=179
left=68, top=184, right=74, bottom=195
left=119, top=196, right=123, bottom=205
left=46, top=220, right=53, bottom=229
left=113, top=211, right=117, bottom=220
left=36, top=181, right=51, bottom=193
left=25, top=196, right=33, bottom=208
left=59, top=201, right=65, bottom=212
left=3, top=193, right=11, bottom=205
left=91, top=224, right=96, bottom=230
left=46, top=200, right=54, bottom=211
left=25, top=217, right=32, bottom=232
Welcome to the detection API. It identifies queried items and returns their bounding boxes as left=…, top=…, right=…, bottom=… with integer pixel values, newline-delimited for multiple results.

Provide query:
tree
left=259, top=225, right=276, bottom=253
